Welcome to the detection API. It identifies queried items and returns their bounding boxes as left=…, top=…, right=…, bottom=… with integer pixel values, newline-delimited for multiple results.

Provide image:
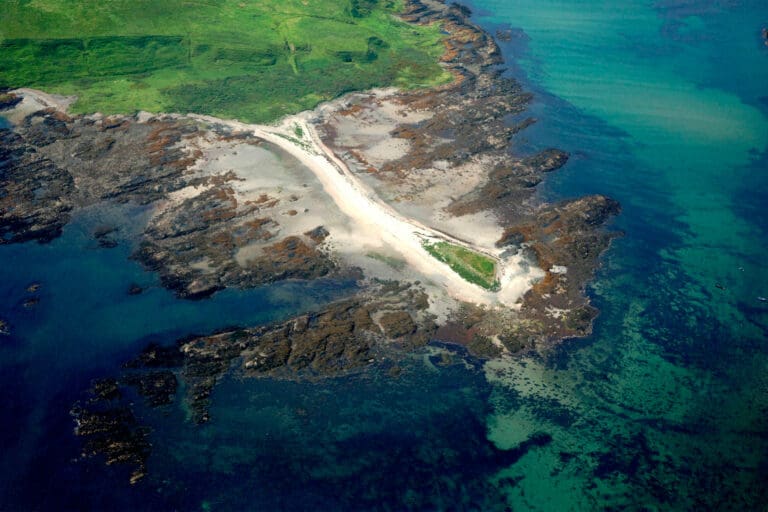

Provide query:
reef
left=135, top=184, right=336, bottom=299
left=71, top=281, right=435, bottom=481
left=70, top=378, right=150, bottom=486
left=0, top=106, right=193, bottom=244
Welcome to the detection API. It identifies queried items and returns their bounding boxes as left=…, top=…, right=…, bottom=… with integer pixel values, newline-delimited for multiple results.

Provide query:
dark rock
left=497, top=195, right=621, bottom=344
left=378, top=310, right=417, bottom=338
left=447, top=149, right=569, bottom=217
left=71, top=382, right=149, bottom=485
left=564, top=305, right=598, bottom=335
left=104, top=282, right=434, bottom=424
left=22, top=297, right=39, bottom=308
left=123, top=370, right=178, bottom=407
left=0, top=112, right=204, bottom=247
left=124, top=342, right=185, bottom=369
left=466, top=333, right=503, bottom=359
left=304, top=225, right=330, bottom=243
left=497, top=332, right=533, bottom=354
left=496, top=230, right=525, bottom=248
left=134, top=184, right=336, bottom=299
left=22, top=110, right=75, bottom=146
left=201, top=285, right=430, bottom=421
left=0, top=129, right=75, bottom=244
left=0, top=92, right=22, bottom=111
left=521, top=148, right=569, bottom=173
left=89, top=378, right=121, bottom=402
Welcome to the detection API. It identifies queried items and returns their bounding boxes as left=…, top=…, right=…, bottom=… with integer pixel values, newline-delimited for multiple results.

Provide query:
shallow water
left=2, top=0, right=768, bottom=509
left=466, top=0, right=768, bottom=508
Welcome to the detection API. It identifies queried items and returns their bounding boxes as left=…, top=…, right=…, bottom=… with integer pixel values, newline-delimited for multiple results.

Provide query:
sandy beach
left=190, top=111, right=544, bottom=309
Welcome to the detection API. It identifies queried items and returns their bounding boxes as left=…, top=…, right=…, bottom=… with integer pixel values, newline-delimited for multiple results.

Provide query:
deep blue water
left=0, top=206, right=360, bottom=510
left=2, top=0, right=768, bottom=509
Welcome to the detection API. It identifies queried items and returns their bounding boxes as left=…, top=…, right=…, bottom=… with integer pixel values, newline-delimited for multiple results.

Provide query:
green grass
left=0, top=0, right=451, bottom=122
left=423, top=241, right=500, bottom=291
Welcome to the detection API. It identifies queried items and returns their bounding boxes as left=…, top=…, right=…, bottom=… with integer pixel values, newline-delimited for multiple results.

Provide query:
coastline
left=0, top=0, right=619, bottom=487
left=4, top=0, right=768, bottom=508
left=0, top=0, right=620, bottom=352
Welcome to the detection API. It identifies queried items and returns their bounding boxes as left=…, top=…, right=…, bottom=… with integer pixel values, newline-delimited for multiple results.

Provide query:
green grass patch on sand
left=423, top=241, right=499, bottom=291
left=0, top=0, right=451, bottom=122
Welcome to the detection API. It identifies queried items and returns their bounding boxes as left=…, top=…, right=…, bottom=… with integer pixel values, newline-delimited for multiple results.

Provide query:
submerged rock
left=0, top=112, right=199, bottom=244
left=127, top=283, right=144, bottom=296
left=159, top=281, right=437, bottom=423
left=0, top=105, right=345, bottom=300
left=89, top=378, right=121, bottom=402
left=123, top=371, right=178, bottom=407
left=22, top=297, right=39, bottom=308
left=94, top=225, right=119, bottom=248
left=71, top=379, right=150, bottom=485
left=71, top=280, right=436, bottom=482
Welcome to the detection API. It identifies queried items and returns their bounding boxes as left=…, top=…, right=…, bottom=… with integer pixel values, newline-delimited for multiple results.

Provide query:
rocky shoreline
left=1, top=0, right=619, bottom=484
left=71, top=280, right=436, bottom=482
left=315, top=0, right=620, bottom=352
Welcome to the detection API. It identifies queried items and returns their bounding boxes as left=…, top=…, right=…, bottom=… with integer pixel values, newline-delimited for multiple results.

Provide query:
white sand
left=11, top=88, right=543, bottom=309
left=7, top=88, right=77, bottom=124
left=191, top=113, right=543, bottom=308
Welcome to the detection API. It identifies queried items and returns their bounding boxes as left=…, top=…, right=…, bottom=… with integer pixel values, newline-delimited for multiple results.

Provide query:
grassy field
left=423, top=241, right=499, bottom=291
left=0, top=0, right=451, bottom=122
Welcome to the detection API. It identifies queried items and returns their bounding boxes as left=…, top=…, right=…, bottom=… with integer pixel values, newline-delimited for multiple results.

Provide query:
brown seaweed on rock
left=71, top=280, right=437, bottom=483
left=318, top=0, right=621, bottom=354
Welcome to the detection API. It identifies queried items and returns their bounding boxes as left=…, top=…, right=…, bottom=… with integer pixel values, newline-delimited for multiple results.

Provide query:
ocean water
left=467, top=0, right=768, bottom=508
left=0, top=206, right=360, bottom=509
left=2, top=0, right=768, bottom=510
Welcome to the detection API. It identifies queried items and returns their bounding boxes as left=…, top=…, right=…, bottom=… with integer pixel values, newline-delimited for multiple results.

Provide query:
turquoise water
left=468, top=0, right=768, bottom=508
left=2, top=1, right=768, bottom=509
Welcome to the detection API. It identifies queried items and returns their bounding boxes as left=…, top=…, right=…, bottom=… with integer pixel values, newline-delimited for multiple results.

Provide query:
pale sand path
left=191, top=113, right=543, bottom=308
left=8, top=89, right=542, bottom=307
